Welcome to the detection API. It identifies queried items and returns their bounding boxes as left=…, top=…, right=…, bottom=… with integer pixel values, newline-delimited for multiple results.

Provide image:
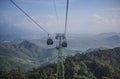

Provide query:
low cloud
left=108, top=8, right=120, bottom=11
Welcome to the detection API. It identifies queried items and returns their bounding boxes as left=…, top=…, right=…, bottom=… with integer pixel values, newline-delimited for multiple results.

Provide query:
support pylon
left=56, top=33, right=65, bottom=79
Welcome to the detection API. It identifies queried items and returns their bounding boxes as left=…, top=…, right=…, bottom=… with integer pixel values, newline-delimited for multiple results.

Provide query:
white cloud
left=92, top=12, right=120, bottom=33
left=93, top=14, right=106, bottom=23
left=93, top=13, right=120, bottom=26
left=108, top=8, right=120, bottom=11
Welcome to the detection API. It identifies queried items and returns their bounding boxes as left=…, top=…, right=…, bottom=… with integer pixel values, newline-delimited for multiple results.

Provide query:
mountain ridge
left=0, top=40, right=79, bottom=71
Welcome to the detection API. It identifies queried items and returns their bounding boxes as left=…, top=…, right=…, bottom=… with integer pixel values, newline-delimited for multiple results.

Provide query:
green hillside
left=0, top=40, right=44, bottom=71
left=1, top=40, right=120, bottom=79
left=35, top=47, right=120, bottom=79
left=0, top=40, right=78, bottom=71
left=0, top=47, right=120, bottom=79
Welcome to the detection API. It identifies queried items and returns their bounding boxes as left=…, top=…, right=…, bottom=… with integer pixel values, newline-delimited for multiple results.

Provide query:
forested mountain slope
left=0, top=47, right=120, bottom=79
left=0, top=40, right=78, bottom=71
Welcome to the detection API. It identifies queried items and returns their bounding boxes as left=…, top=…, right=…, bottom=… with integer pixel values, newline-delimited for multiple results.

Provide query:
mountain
left=0, top=47, right=120, bottom=79
left=63, top=47, right=120, bottom=79
left=0, top=40, right=44, bottom=71
left=0, top=40, right=78, bottom=71
left=1, top=32, right=120, bottom=51
left=32, top=47, right=120, bottom=79
left=0, top=32, right=120, bottom=70
left=103, top=35, right=120, bottom=46
left=66, top=33, right=120, bottom=51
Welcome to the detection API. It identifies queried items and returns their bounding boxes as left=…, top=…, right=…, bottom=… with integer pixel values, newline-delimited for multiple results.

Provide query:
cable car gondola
left=62, top=41, right=67, bottom=47
left=46, top=37, right=53, bottom=45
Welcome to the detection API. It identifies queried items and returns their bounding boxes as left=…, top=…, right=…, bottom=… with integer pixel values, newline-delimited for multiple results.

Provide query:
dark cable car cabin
left=62, top=41, right=67, bottom=47
left=47, top=38, right=53, bottom=45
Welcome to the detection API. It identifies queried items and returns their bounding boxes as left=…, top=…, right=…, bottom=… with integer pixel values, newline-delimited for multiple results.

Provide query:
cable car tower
left=56, top=33, right=67, bottom=79
left=47, top=0, right=69, bottom=78
left=47, top=33, right=67, bottom=79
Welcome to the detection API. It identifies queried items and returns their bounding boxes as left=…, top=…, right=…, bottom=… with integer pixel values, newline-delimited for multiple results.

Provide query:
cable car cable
left=10, top=0, right=50, bottom=35
left=64, top=0, right=69, bottom=35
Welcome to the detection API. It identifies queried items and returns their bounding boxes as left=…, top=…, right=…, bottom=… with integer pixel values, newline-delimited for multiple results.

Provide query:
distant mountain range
left=13, top=32, right=118, bottom=51
left=0, top=32, right=120, bottom=51
left=0, top=32, right=120, bottom=71
left=67, top=32, right=120, bottom=51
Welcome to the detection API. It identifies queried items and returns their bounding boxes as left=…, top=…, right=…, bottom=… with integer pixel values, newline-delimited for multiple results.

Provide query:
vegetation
left=0, top=40, right=43, bottom=71
left=0, top=47, right=120, bottom=79
left=0, top=40, right=78, bottom=71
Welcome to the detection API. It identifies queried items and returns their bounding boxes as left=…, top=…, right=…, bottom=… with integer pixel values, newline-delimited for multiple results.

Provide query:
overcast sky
left=0, top=0, right=120, bottom=35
